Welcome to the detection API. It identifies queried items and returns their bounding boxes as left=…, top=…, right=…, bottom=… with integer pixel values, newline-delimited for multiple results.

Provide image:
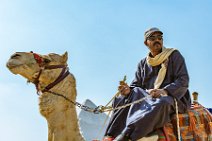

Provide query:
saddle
left=159, top=104, right=212, bottom=141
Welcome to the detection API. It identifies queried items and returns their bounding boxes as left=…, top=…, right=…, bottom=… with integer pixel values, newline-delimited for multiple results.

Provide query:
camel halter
left=30, top=51, right=70, bottom=94
left=29, top=51, right=103, bottom=114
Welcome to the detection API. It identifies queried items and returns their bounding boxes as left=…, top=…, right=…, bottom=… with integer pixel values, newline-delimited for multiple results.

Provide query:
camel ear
left=62, top=51, right=68, bottom=63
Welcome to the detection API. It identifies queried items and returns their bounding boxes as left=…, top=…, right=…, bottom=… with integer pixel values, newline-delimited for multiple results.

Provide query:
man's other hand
left=118, top=82, right=131, bottom=96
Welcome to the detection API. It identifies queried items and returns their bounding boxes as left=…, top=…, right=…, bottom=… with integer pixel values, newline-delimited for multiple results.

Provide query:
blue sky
left=0, top=0, right=212, bottom=141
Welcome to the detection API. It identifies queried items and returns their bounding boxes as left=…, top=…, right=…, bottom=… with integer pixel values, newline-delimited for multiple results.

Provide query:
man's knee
left=156, top=96, right=174, bottom=109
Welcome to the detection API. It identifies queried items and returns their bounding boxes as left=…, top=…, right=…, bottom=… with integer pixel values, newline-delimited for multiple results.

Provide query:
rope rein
left=46, top=88, right=151, bottom=114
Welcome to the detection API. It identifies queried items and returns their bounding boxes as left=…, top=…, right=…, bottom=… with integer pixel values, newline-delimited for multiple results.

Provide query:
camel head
left=6, top=51, right=68, bottom=84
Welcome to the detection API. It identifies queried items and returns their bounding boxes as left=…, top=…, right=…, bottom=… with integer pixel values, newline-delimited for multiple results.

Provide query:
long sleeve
left=130, top=60, right=144, bottom=88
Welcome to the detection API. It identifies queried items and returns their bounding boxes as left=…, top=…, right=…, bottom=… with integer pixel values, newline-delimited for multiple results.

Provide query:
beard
left=149, top=42, right=163, bottom=55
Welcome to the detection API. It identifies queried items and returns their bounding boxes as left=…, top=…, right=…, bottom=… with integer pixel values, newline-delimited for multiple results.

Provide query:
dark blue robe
left=104, top=50, right=191, bottom=141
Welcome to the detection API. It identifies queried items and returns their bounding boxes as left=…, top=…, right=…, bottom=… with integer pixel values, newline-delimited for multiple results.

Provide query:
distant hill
left=78, top=99, right=110, bottom=141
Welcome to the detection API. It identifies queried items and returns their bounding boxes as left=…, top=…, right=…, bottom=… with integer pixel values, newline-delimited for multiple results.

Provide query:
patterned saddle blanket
left=159, top=105, right=212, bottom=141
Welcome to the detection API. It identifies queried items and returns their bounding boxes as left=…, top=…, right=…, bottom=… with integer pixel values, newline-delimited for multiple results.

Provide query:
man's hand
left=118, top=81, right=131, bottom=96
left=147, top=89, right=168, bottom=98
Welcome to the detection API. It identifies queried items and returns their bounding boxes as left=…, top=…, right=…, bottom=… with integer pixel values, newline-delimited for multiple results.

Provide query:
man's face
left=145, top=32, right=163, bottom=55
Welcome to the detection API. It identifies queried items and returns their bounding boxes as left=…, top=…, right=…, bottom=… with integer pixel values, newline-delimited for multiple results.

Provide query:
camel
left=6, top=52, right=211, bottom=141
left=7, top=52, right=85, bottom=141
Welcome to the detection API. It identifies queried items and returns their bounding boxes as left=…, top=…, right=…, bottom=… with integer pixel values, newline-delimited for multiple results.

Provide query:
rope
left=174, top=98, right=181, bottom=141
left=101, top=95, right=151, bottom=112
left=95, top=110, right=112, bottom=140
left=99, top=75, right=127, bottom=112
left=94, top=76, right=127, bottom=139
left=104, top=91, right=121, bottom=108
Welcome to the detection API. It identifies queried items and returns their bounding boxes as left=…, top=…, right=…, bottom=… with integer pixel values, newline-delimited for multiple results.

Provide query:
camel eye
left=11, top=53, right=21, bottom=59
left=44, top=58, right=51, bottom=63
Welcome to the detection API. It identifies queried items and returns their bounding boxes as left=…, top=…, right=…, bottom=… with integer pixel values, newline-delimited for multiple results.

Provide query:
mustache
left=153, top=42, right=161, bottom=46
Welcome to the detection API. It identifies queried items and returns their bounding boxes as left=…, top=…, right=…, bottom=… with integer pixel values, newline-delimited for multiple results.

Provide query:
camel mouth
left=6, top=61, right=23, bottom=75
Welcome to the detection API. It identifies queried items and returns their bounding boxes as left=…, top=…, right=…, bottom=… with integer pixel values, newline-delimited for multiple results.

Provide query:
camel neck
left=39, top=74, right=85, bottom=141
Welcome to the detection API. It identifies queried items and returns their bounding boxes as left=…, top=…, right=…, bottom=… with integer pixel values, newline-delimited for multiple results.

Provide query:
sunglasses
left=147, top=35, right=163, bottom=41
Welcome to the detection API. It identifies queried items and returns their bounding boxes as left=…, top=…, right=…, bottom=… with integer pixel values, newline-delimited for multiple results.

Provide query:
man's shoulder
left=169, top=49, right=185, bottom=61
left=170, top=49, right=183, bottom=57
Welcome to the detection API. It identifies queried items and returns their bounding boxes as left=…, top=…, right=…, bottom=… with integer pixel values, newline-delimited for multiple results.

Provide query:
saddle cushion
left=163, top=105, right=212, bottom=141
